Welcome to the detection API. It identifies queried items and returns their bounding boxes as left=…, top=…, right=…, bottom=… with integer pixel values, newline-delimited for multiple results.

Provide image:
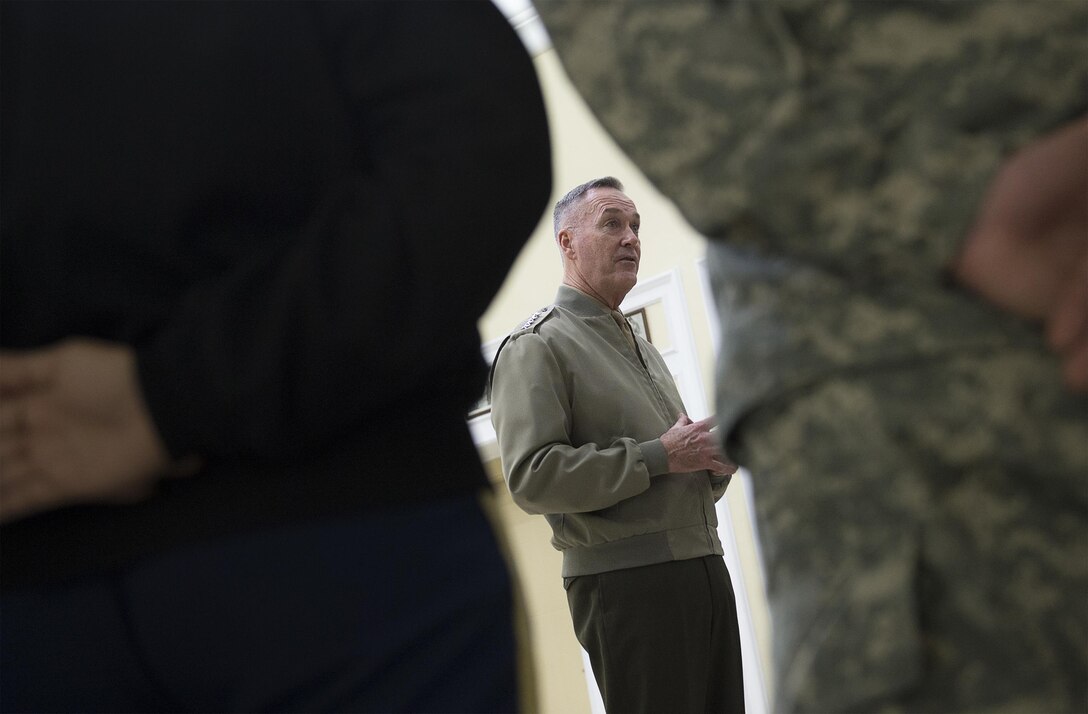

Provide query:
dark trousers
left=566, top=555, right=745, bottom=714
left=0, top=493, right=517, bottom=713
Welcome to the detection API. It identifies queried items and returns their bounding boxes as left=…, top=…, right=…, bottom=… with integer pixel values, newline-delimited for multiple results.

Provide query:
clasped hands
left=660, top=413, right=737, bottom=477
left=0, top=339, right=189, bottom=524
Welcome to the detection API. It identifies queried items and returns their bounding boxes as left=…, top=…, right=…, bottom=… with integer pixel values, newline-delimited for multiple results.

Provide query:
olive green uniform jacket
left=490, top=286, right=727, bottom=578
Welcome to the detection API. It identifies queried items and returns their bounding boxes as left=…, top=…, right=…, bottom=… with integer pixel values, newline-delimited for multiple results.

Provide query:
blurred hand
left=0, top=339, right=177, bottom=523
left=659, top=413, right=737, bottom=476
left=953, top=117, right=1088, bottom=391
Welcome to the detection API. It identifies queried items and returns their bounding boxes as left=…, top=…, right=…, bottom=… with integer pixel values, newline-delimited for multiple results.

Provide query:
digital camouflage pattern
left=536, top=1, right=1088, bottom=711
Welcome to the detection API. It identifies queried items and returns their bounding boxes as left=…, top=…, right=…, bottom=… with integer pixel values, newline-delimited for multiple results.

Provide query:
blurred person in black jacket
left=0, top=2, right=551, bottom=711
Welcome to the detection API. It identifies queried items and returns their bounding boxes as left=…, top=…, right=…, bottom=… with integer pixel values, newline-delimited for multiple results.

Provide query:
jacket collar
left=555, top=284, right=616, bottom=318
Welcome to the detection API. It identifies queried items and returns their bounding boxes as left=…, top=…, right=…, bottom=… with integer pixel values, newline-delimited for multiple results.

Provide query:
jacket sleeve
left=136, top=2, right=551, bottom=461
left=491, top=332, right=667, bottom=515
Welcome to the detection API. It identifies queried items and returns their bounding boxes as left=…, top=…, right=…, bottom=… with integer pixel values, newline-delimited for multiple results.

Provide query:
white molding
left=620, top=268, right=709, bottom=420
left=490, top=0, right=552, bottom=56
left=467, top=336, right=505, bottom=463
left=697, top=257, right=771, bottom=714
left=696, top=256, right=721, bottom=354
left=716, top=490, right=770, bottom=714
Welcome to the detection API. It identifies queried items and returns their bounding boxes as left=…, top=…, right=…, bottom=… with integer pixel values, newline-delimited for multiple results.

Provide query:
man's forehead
left=584, top=188, right=638, bottom=216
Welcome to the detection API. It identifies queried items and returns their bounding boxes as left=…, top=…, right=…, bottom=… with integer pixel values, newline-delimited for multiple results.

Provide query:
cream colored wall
left=479, top=48, right=773, bottom=713
left=485, top=459, right=592, bottom=714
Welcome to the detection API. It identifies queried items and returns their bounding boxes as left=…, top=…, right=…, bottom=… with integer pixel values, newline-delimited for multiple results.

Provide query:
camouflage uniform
left=537, top=2, right=1088, bottom=711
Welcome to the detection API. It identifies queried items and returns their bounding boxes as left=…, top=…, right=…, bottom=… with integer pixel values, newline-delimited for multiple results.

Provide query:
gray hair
left=552, top=176, right=624, bottom=237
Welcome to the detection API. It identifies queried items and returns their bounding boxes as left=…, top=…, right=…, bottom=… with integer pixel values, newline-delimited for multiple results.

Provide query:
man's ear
left=557, top=229, right=575, bottom=259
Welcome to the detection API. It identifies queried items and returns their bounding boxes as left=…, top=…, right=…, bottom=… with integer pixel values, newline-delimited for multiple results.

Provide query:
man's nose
left=622, top=228, right=639, bottom=246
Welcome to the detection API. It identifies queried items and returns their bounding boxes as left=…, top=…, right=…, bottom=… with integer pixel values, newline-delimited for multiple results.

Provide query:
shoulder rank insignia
left=518, top=305, right=554, bottom=332
left=487, top=305, right=554, bottom=396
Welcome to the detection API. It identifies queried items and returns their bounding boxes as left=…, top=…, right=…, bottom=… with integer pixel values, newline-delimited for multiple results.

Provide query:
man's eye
left=632, top=225, right=640, bottom=235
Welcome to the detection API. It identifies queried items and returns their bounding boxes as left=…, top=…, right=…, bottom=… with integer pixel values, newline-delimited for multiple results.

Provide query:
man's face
left=560, top=188, right=641, bottom=308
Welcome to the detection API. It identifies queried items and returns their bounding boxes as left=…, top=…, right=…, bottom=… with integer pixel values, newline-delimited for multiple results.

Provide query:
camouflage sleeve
left=537, top=0, right=1088, bottom=284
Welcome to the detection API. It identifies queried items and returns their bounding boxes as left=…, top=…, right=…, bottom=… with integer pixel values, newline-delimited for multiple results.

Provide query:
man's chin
left=616, top=273, right=638, bottom=293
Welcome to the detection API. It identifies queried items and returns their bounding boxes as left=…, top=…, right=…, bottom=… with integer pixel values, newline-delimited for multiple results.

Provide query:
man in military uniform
left=490, top=177, right=746, bottom=713
left=536, top=2, right=1087, bottom=712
